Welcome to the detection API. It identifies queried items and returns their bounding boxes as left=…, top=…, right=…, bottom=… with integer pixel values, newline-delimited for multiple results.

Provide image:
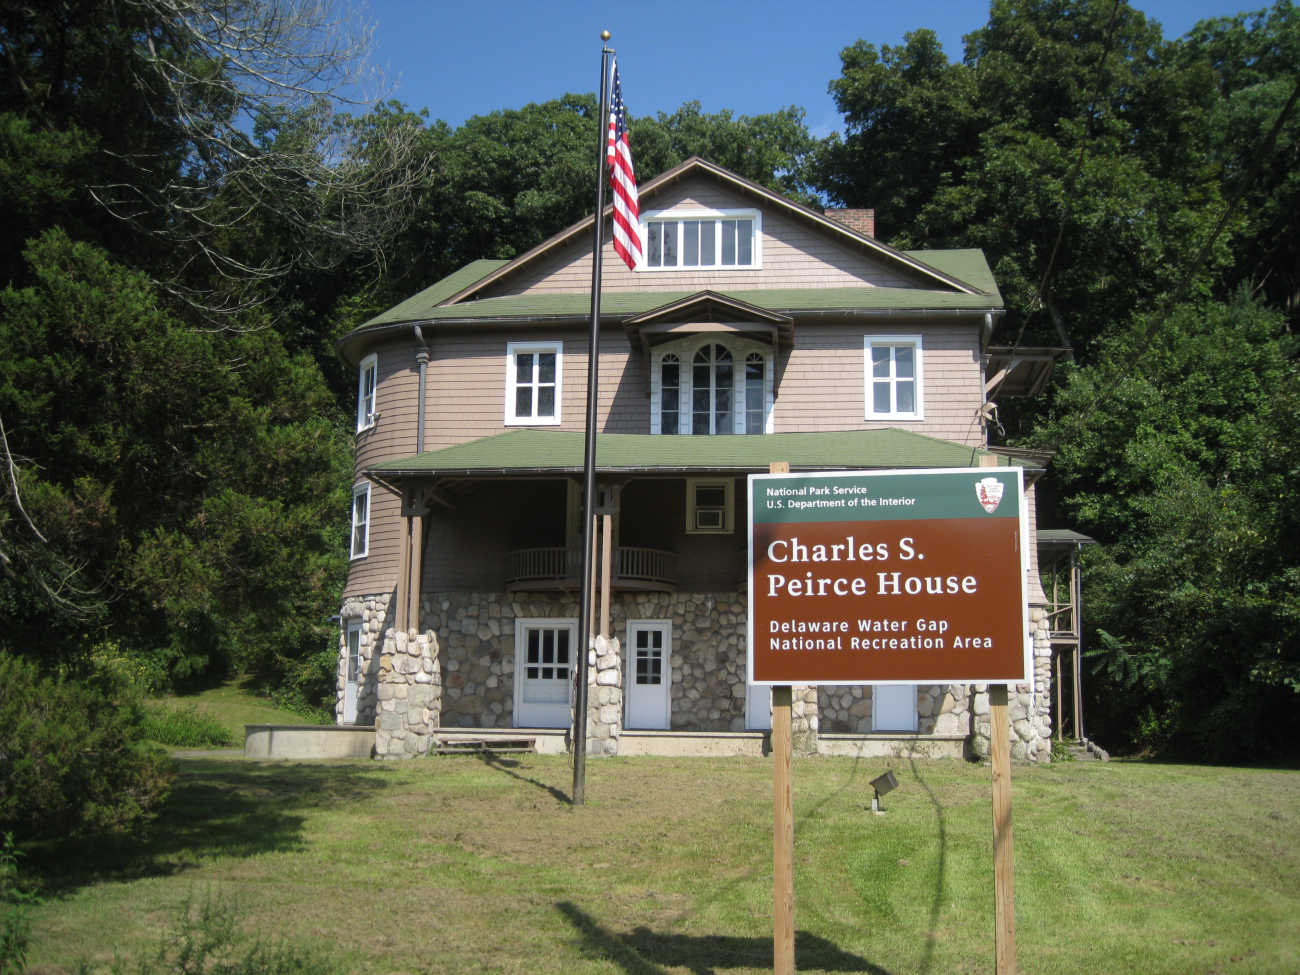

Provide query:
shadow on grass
left=26, top=757, right=394, bottom=895
left=474, top=750, right=572, bottom=805
left=905, top=757, right=949, bottom=975
left=557, top=901, right=889, bottom=975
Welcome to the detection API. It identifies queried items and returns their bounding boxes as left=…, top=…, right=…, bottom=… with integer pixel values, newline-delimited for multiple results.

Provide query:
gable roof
left=622, top=290, right=795, bottom=354
left=365, top=428, right=1025, bottom=478
left=440, top=158, right=987, bottom=304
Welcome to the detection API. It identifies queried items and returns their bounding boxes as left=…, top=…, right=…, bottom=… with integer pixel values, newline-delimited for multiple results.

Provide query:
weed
left=141, top=705, right=236, bottom=748
left=76, top=891, right=335, bottom=974
left=0, top=833, right=40, bottom=975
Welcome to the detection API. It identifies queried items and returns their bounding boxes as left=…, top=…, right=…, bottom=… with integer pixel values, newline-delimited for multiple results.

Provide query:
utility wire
left=1055, top=78, right=1300, bottom=446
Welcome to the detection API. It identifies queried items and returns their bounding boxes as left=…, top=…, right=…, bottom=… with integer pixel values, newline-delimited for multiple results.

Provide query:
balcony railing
left=506, top=546, right=677, bottom=592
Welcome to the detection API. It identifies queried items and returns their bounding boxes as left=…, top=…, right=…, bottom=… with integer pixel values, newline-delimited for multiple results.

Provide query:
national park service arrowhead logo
left=976, top=477, right=1005, bottom=514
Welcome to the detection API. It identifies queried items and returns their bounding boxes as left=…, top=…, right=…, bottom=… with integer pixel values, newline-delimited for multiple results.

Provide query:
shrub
left=141, top=705, right=236, bottom=748
left=0, top=653, right=176, bottom=840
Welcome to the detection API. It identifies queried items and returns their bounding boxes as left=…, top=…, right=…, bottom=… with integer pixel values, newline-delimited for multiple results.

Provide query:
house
left=333, top=157, right=1069, bottom=761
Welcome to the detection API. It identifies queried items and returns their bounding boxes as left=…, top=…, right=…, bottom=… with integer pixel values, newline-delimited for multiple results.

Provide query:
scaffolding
left=1037, top=529, right=1096, bottom=742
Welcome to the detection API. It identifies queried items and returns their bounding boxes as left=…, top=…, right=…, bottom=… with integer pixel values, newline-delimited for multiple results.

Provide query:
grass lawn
left=24, top=752, right=1299, bottom=974
left=148, top=679, right=325, bottom=747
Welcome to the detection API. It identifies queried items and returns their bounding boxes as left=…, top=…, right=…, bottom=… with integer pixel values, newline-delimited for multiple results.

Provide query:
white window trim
left=864, top=334, right=925, bottom=421
left=686, top=477, right=734, bottom=534
left=356, top=354, right=378, bottom=432
left=350, top=482, right=370, bottom=559
left=512, top=617, right=578, bottom=728
left=504, top=341, right=563, bottom=426
left=649, top=336, right=774, bottom=435
left=637, top=208, right=763, bottom=272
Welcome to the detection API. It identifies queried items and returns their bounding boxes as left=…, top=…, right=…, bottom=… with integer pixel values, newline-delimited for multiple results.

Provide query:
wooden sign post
left=746, top=465, right=1031, bottom=974
left=990, top=683, right=1016, bottom=975
left=768, top=462, right=795, bottom=975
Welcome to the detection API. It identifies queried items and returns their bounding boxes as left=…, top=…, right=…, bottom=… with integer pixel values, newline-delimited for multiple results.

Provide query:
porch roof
left=365, top=428, right=1031, bottom=478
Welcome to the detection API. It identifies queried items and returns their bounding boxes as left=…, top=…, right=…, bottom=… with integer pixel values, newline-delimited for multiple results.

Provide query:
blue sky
left=364, top=0, right=1255, bottom=136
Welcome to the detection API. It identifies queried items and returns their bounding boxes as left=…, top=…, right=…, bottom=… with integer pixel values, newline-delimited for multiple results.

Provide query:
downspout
left=414, top=326, right=429, bottom=455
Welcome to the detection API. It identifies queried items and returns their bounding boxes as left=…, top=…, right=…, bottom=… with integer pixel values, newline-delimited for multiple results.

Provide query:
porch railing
left=505, top=546, right=676, bottom=592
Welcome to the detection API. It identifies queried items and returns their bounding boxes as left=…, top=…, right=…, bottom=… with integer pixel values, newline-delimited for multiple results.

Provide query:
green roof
left=902, top=249, right=1002, bottom=301
left=364, top=259, right=509, bottom=327
left=360, top=282, right=1001, bottom=331
left=356, top=247, right=1002, bottom=331
left=367, top=428, right=1023, bottom=477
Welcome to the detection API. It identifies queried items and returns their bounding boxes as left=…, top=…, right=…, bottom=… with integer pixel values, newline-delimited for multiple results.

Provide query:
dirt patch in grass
left=24, top=754, right=1300, bottom=974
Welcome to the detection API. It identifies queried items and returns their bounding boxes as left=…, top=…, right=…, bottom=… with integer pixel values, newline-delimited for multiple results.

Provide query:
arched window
left=745, top=353, right=765, bottom=434
left=693, top=344, right=733, bottom=435
left=660, top=354, right=680, bottom=435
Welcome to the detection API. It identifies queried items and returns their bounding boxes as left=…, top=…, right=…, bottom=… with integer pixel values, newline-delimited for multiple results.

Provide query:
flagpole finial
left=600, top=30, right=610, bottom=41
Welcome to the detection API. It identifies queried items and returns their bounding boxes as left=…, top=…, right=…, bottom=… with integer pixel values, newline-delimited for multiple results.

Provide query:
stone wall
left=373, top=627, right=441, bottom=759
left=970, top=609, right=1054, bottom=762
left=338, top=589, right=1055, bottom=762
left=416, top=590, right=754, bottom=734
left=336, top=593, right=392, bottom=727
left=585, top=635, right=623, bottom=755
left=818, top=684, right=972, bottom=736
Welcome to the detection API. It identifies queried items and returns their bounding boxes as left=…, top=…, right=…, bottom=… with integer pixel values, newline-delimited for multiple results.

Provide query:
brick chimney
left=824, top=208, right=875, bottom=238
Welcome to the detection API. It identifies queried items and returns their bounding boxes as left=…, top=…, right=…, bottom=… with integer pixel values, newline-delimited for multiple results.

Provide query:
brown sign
left=747, top=469, right=1029, bottom=684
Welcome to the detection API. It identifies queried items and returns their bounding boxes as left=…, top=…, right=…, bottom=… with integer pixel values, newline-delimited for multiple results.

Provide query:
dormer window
left=639, top=209, right=762, bottom=271
left=652, top=340, right=772, bottom=435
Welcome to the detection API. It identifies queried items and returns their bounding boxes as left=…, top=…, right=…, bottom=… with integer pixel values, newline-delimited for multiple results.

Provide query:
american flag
left=607, top=59, right=642, bottom=271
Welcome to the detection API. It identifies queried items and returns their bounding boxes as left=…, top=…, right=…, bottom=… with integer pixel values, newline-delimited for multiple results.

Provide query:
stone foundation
left=373, top=626, right=441, bottom=759
left=337, top=589, right=1055, bottom=762
left=584, top=635, right=623, bottom=755
left=336, top=593, right=392, bottom=727
left=970, top=608, right=1054, bottom=762
left=817, top=684, right=973, bottom=737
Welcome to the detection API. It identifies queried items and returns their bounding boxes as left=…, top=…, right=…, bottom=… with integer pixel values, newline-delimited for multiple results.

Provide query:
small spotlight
left=869, top=769, right=898, bottom=815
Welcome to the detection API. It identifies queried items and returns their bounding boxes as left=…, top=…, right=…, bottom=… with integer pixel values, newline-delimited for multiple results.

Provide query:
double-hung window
left=864, top=336, right=923, bottom=421
left=356, top=354, right=377, bottom=431
left=350, top=483, right=370, bottom=559
left=640, top=209, right=761, bottom=270
left=505, top=342, right=562, bottom=425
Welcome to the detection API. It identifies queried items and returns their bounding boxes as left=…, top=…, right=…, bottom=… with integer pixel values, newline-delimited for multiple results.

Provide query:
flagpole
left=573, top=31, right=613, bottom=807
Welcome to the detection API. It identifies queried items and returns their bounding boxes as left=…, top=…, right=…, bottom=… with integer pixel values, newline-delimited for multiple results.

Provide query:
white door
left=873, top=684, right=918, bottom=732
left=626, top=621, right=671, bottom=730
left=343, top=620, right=361, bottom=724
left=515, top=620, right=576, bottom=728
left=746, top=683, right=771, bottom=731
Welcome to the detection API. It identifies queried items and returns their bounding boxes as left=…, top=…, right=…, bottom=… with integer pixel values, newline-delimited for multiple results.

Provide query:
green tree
left=0, top=231, right=350, bottom=691
left=1043, top=295, right=1299, bottom=758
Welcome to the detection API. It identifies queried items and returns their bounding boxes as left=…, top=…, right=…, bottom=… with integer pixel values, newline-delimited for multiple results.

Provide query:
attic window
left=639, top=209, right=761, bottom=271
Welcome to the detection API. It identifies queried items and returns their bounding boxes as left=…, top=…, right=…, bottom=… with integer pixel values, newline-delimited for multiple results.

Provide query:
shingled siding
left=486, top=180, right=931, bottom=297
left=775, top=321, right=985, bottom=445
left=347, top=333, right=420, bottom=599
left=342, top=319, right=986, bottom=598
